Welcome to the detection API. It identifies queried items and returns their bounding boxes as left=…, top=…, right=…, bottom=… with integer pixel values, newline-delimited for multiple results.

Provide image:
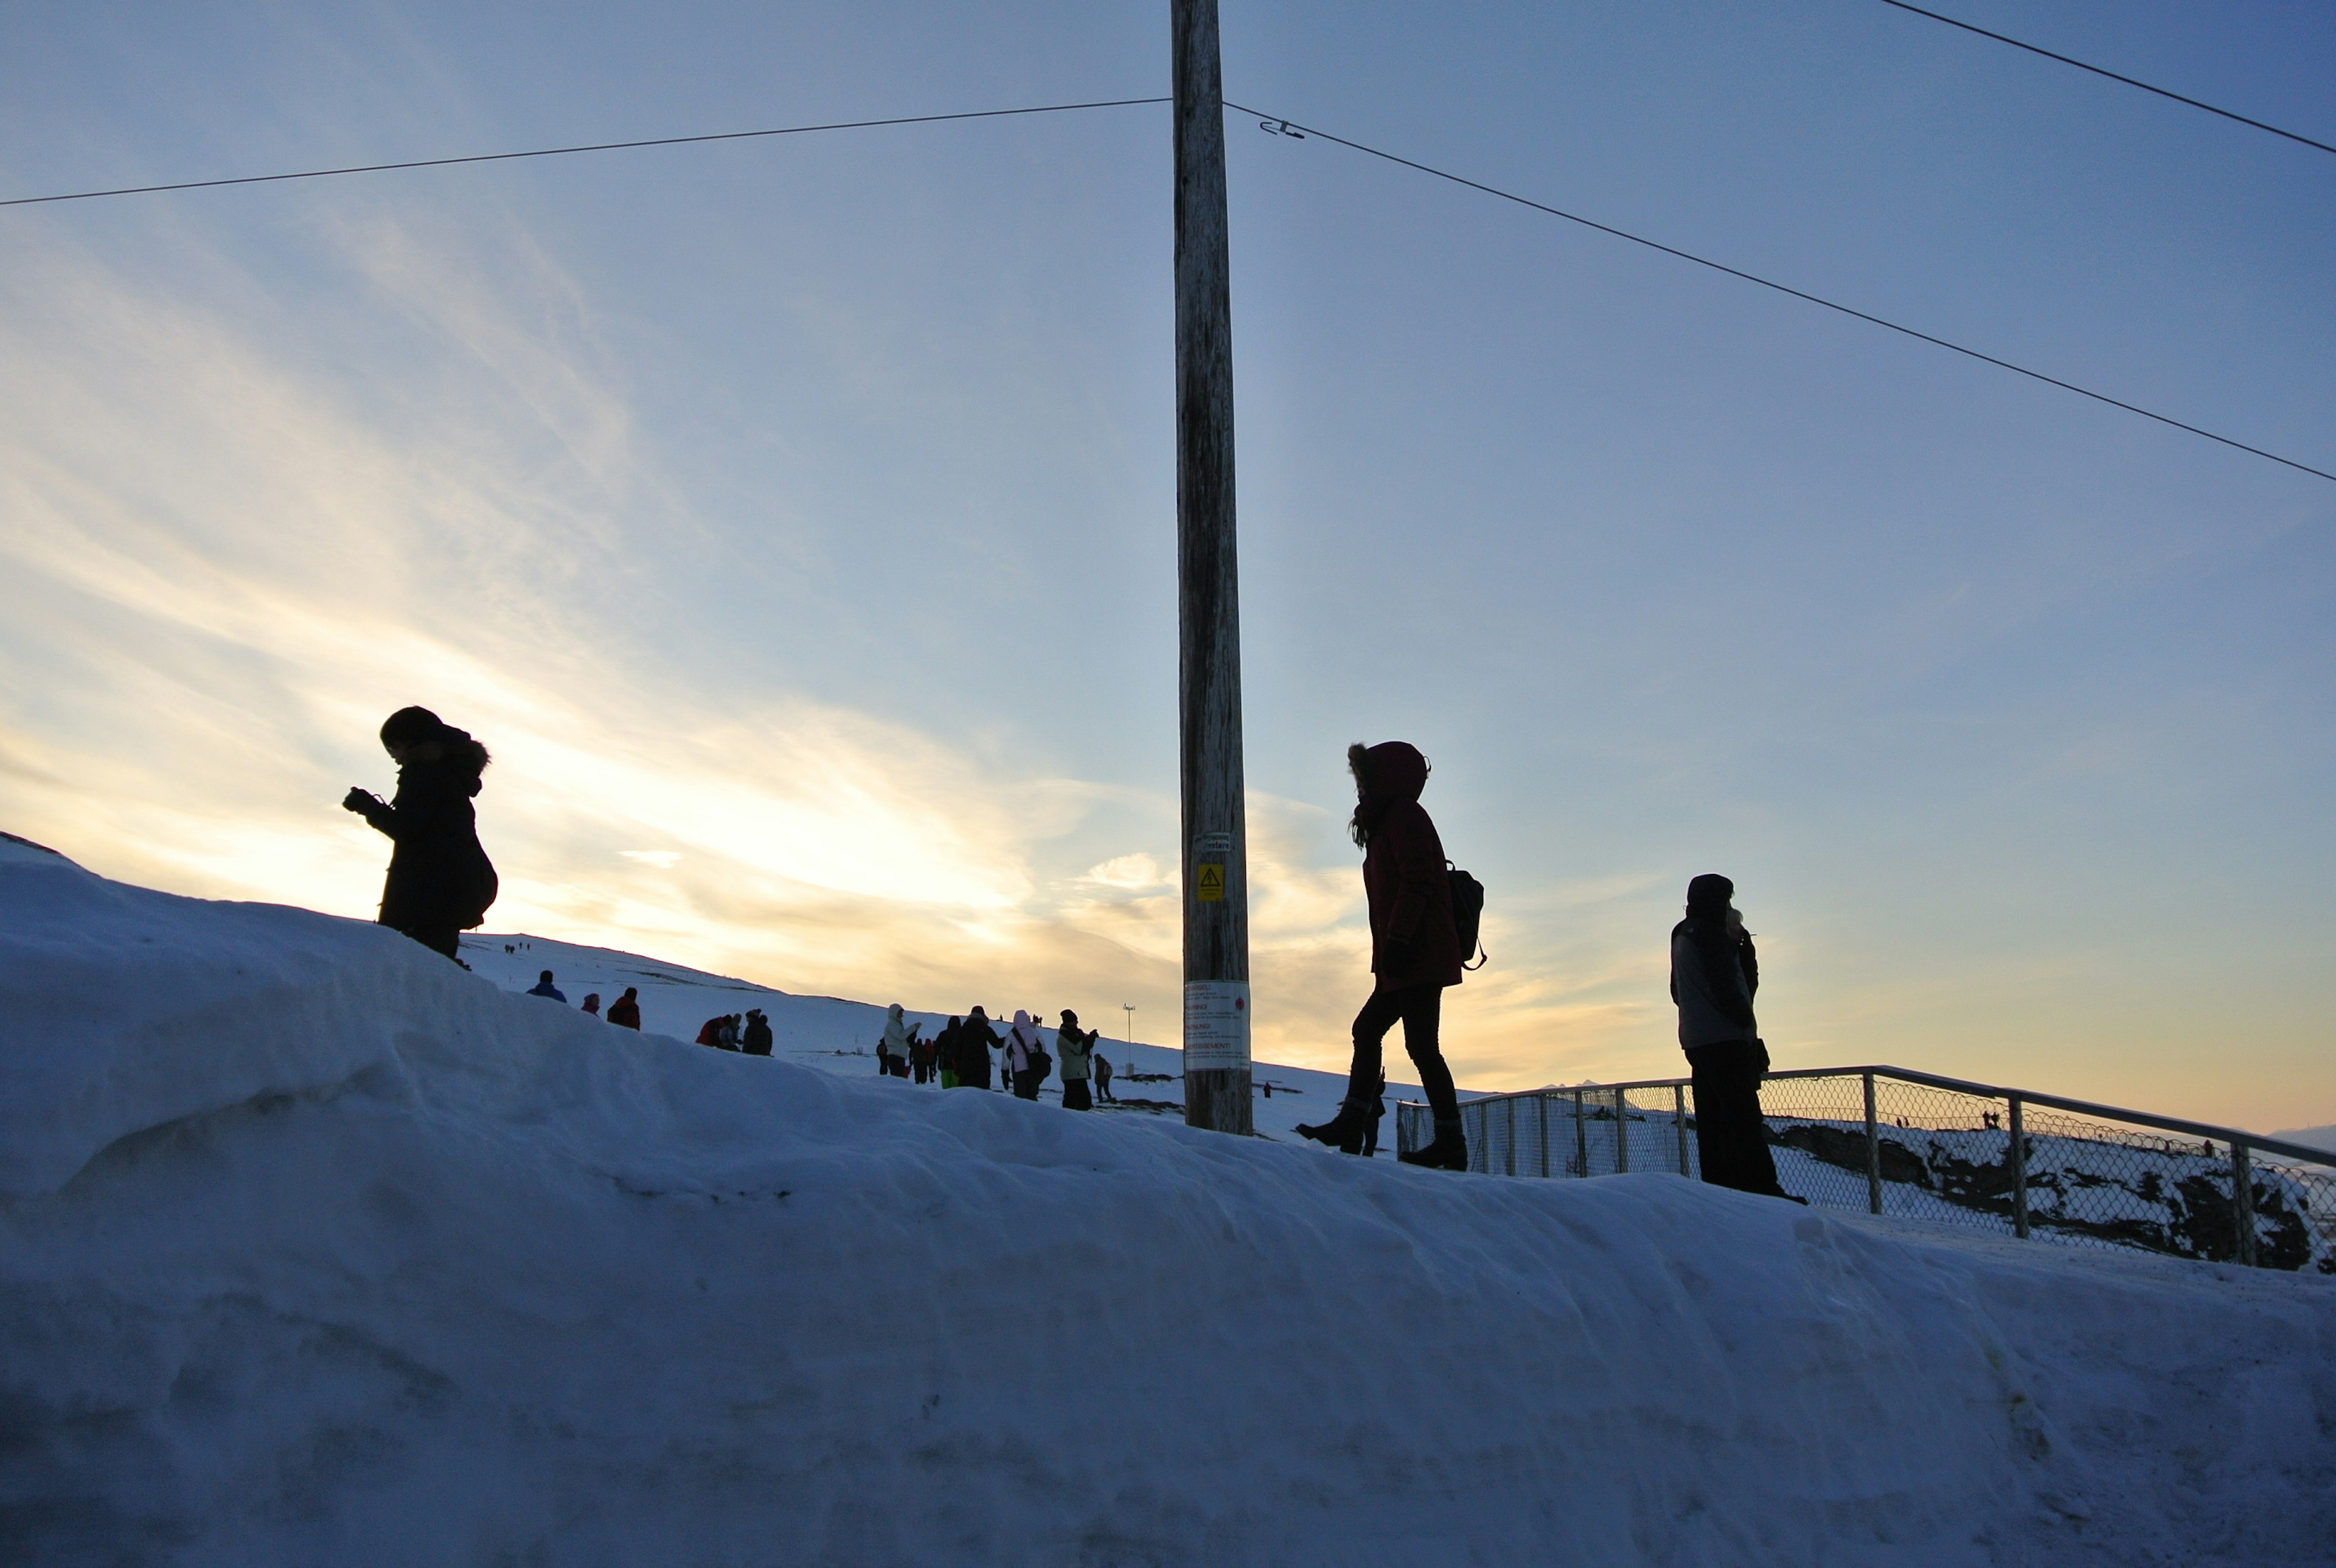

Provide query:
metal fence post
left=1615, top=1088, right=1630, bottom=1174
left=1573, top=1088, right=1588, bottom=1178
left=1862, top=1071, right=1883, bottom=1215
left=2008, top=1094, right=2029, bottom=1240
left=2231, top=1142, right=2257, bottom=1268
left=1675, top=1084, right=1691, bottom=1177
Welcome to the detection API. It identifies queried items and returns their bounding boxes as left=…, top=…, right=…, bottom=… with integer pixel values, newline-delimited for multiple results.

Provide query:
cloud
left=0, top=201, right=1689, bottom=1097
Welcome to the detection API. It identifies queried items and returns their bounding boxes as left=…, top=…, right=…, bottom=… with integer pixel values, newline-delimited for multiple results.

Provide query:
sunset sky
left=2, top=1, right=2330, bottom=1132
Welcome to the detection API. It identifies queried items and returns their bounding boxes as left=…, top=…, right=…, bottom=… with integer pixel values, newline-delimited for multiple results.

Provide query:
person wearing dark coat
left=934, top=1017, right=965, bottom=1089
left=741, top=1008, right=774, bottom=1056
left=527, top=970, right=566, bottom=1002
left=605, top=988, right=642, bottom=1030
left=1298, top=742, right=1469, bottom=1168
left=1671, top=874, right=1792, bottom=1200
left=958, top=1007, right=1000, bottom=1091
left=342, top=706, right=498, bottom=963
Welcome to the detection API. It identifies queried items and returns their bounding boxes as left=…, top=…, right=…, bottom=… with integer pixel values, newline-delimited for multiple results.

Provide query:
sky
left=1, top=0, right=2330, bottom=1133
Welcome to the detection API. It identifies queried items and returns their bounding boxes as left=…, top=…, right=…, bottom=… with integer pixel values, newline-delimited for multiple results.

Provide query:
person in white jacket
left=1006, top=1010, right=1047, bottom=1100
left=881, top=1004, right=913, bottom=1080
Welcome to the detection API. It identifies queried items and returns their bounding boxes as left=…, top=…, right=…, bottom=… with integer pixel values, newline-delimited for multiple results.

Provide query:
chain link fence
left=1397, top=1066, right=2336, bottom=1275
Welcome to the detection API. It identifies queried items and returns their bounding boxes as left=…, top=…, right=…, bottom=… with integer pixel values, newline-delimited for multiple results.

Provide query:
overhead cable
left=0, top=97, right=1171, bottom=209
left=1229, top=103, right=2333, bottom=485
left=1875, top=0, right=2335, bottom=159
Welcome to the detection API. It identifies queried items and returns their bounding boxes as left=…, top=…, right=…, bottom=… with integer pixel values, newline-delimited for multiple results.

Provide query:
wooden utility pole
left=1172, top=0, right=1253, bottom=1134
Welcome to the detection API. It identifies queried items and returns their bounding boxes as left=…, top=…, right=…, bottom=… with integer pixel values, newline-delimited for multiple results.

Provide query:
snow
left=5, top=836, right=2334, bottom=1566
left=2273, top=1124, right=2336, bottom=1160
left=448, top=929, right=1427, bottom=1151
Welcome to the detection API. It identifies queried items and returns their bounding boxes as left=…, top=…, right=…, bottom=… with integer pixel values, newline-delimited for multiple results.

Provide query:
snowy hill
left=4, top=836, right=2334, bottom=1566
left=450, top=929, right=1428, bottom=1150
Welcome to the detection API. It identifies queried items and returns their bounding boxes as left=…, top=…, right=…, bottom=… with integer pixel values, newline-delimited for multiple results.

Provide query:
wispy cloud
left=0, top=202, right=1691, bottom=1092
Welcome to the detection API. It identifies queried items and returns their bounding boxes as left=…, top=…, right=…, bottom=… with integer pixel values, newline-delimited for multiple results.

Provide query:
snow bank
left=4, top=845, right=2332, bottom=1566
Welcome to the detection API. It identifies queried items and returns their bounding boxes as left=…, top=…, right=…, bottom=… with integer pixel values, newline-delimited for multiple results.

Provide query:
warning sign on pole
left=1183, top=981, right=1250, bottom=1071
left=1194, top=863, right=1225, bottom=902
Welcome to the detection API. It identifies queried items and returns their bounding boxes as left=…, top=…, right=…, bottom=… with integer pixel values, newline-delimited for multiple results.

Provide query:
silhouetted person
left=1093, top=1049, right=1115, bottom=1103
left=527, top=970, right=566, bottom=1002
left=342, top=706, right=498, bottom=963
left=934, top=1017, right=964, bottom=1089
left=959, top=1006, right=1000, bottom=1091
left=742, top=1008, right=773, bottom=1056
left=606, top=988, right=642, bottom=1030
left=1672, top=874, right=1791, bottom=1200
left=1298, top=743, right=1468, bottom=1168
left=580, top=993, right=602, bottom=1018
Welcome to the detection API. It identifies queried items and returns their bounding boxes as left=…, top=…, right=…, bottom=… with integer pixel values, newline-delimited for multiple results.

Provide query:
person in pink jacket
left=1298, top=741, right=1468, bottom=1168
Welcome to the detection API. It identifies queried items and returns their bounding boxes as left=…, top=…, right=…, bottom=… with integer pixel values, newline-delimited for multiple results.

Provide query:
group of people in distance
left=694, top=1009, right=774, bottom=1055
left=347, top=707, right=1790, bottom=1198
left=882, top=1004, right=1119, bottom=1108
left=524, top=970, right=646, bottom=1031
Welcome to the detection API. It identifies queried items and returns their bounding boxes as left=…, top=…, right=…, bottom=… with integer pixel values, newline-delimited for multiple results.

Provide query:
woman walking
left=1297, top=742, right=1469, bottom=1168
left=341, top=706, right=498, bottom=963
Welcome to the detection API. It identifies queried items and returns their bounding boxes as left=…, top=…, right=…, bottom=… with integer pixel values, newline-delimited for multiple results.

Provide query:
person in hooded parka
left=1671, top=873, right=1792, bottom=1199
left=342, top=706, right=498, bottom=963
left=959, top=1006, right=1001, bottom=1091
left=1296, top=741, right=1469, bottom=1168
left=1055, top=1010, right=1094, bottom=1110
left=1004, top=1010, right=1047, bottom=1100
left=935, top=1016, right=965, bottom=1089
left=881, top=1004, right=914, bottom=1080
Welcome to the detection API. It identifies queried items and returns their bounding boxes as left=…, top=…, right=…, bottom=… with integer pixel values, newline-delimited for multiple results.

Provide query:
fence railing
left=1395, top=1066, right=2336, bottom=1275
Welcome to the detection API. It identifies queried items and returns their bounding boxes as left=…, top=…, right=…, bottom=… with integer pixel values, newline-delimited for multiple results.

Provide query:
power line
left=1875, top=0, right=2336, bottom=159
left=0, top=97, right=1171, bottom=209
left=1228, top=103, right=2334, bottom=486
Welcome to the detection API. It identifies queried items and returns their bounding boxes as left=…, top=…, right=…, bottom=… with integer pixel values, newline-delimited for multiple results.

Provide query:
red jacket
left=1356, top=742, right=1463, bottom=990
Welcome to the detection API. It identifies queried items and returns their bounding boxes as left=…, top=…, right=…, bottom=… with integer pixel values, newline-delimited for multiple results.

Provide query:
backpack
left=1447, top=862, right=1488, bottom=971
left=459, top=842, right=499, bottom=929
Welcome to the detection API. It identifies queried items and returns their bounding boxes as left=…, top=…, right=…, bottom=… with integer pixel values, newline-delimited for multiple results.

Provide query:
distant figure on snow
left=742, top=1008, right=773, bottom=1056
left=1056, top=1010, right=1094, bottom=1110
left=959, top=1007, right=1001, bottom=1091
left=881, top=1004, right=914, bottom=1079
left=580, top=993, right=602, bottom=1018
left=1093, top=1049, right=1115, bottom=1103
left=1670, top=874, right=1793, bottom=1201
left=527, top=970, right=566, bottom=1002
left=910, top=1025, right=937, bottom=1085
left=1005, top=1009, right=1048, bottom=1100
left=1297, top=742, right=1469, bottom=1168
left=935, top=1016, right=964, bottom=1089
left=341, top=705, right=498, bottom=963
left=606, top=987, right=642, bottom=1030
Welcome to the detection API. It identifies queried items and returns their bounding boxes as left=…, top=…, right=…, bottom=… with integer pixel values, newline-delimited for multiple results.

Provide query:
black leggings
left=1347, top=983, right=1459, bottom=1119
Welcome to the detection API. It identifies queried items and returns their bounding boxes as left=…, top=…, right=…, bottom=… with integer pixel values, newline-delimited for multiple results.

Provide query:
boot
left=1295, top=1099, right=1372, bottom=1156
left=1398, top=1114, right=1470, bottom=1171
